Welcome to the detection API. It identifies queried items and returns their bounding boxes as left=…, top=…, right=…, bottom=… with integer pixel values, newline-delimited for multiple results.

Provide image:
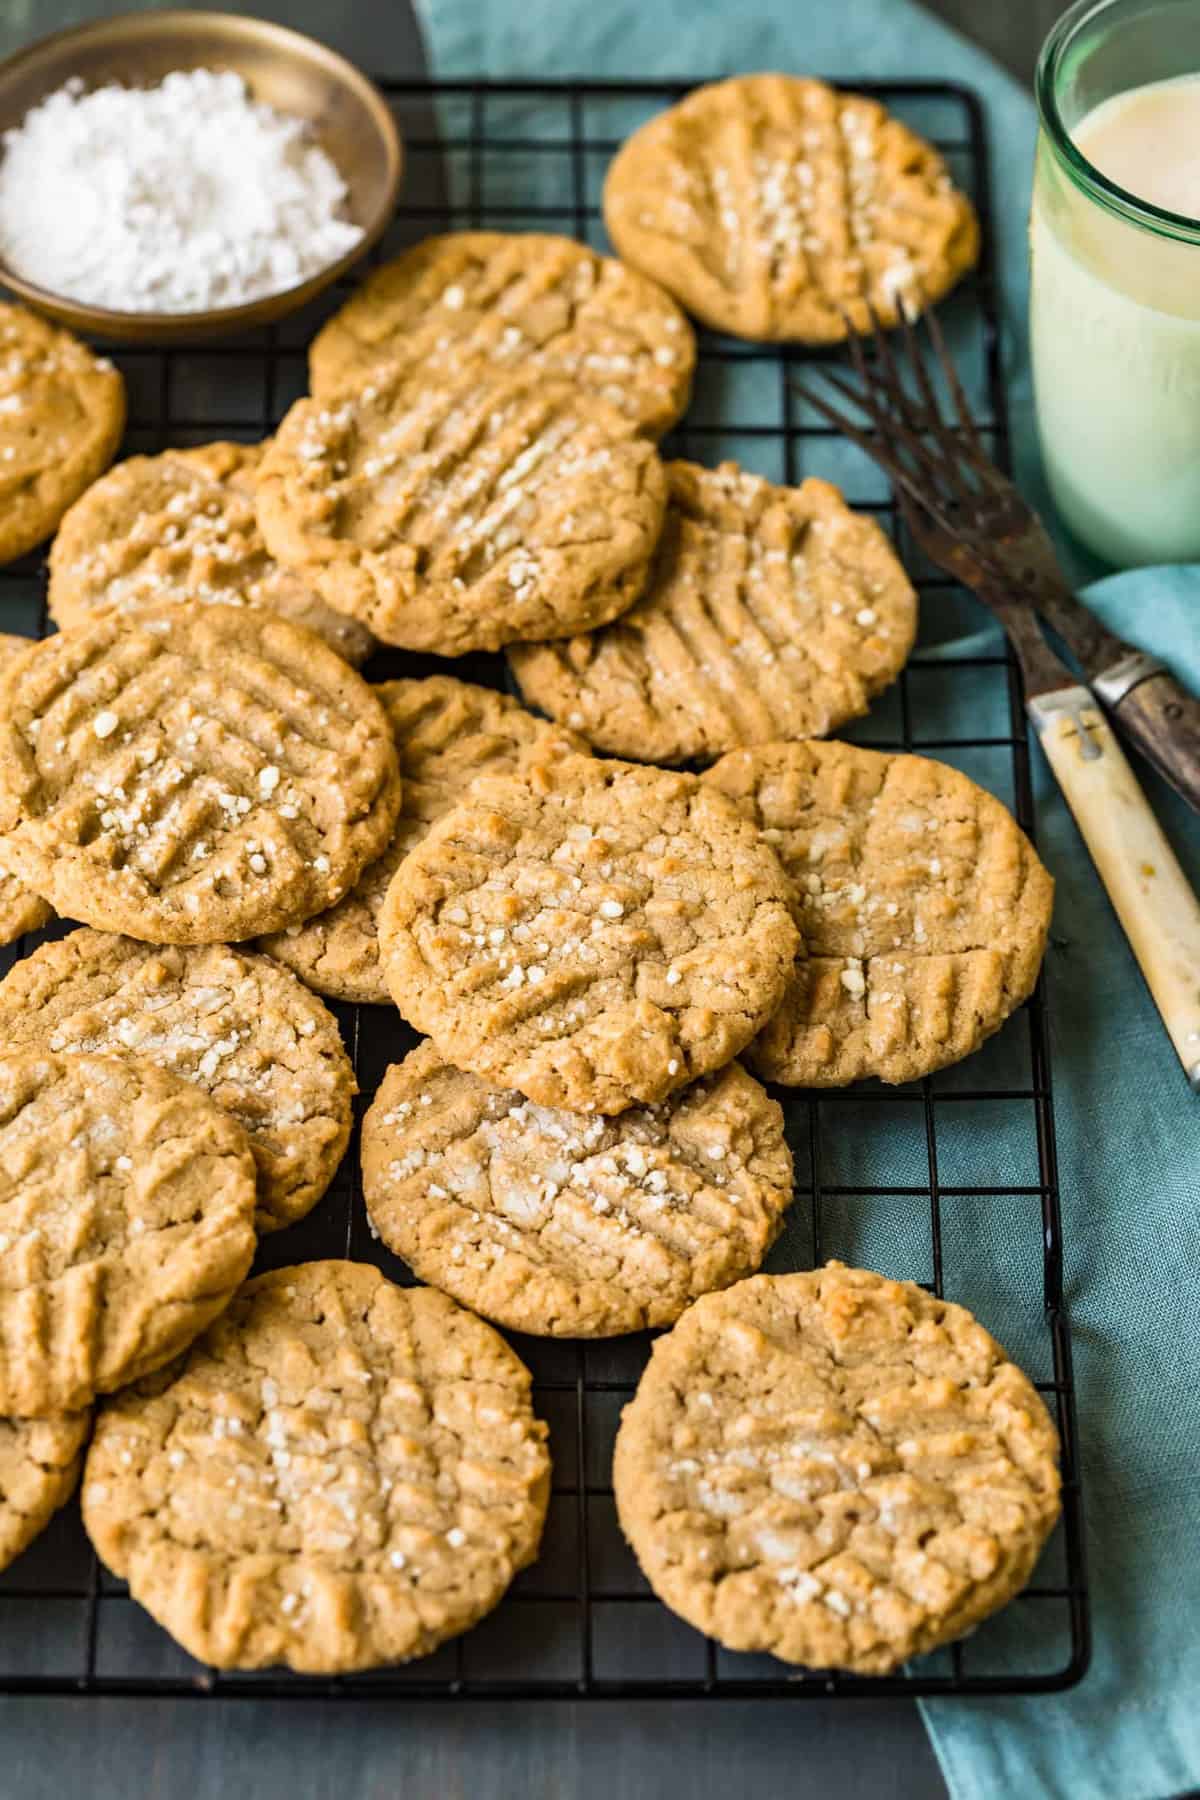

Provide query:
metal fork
left=795, top=309, right=1200, bottom=1090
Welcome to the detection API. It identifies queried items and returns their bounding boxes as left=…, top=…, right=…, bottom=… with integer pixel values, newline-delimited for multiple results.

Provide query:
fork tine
left=924, top=306, right=988, bottom=459
left=840, top=308, right=876, bottom=390
left=795, top=374, right=989, bottom=557
left=896, top=298, right=945, bottom=432
left=856, top=304, right=975, bottom=487
left=792, top=379, right=931, bottom=496
left=899, top=303, right=1001, bottom=496
left=846, top=303, right=928, bottom=443
left=812, top=366, right=953, bottom=493
left=840, top=306, right=971, bottom=494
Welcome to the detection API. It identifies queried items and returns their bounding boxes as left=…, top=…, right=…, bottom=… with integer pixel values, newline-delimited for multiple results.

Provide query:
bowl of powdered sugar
left=0, top=10, right=403, bottom=340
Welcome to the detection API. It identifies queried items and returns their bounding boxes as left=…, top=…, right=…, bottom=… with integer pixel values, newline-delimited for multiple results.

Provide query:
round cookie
left=703, top=741, right=1054, bottom=1086
left=0, top=633, right=51, bottom=946
left=509, top=462, right=916, bottom=763
left=309, top=231, right=695, bottom=437
left=603, top=75, right=979, bottom=343
left=362, top=1043, right=794, bottom=1337
left=0, top=929, right=355, bottom=1235
left=82, top=1262, right=551, bottom=1674
left=255, top=362, right=667, bottom=656
left=0, top=604, right=402, bottom=944
left=378, top=753, right=800, bottom=1114
left=613, top=1262, right=1062, bottom=1675
left=47, top=442, right=374, bottom=664
left=259, top=675, right=586, bottom=1004
left=0, top=1050, right=257, bottom=1416
left=0, top=301, right=125, bottom=563
left=0, top=1411, right=91, bottom=1574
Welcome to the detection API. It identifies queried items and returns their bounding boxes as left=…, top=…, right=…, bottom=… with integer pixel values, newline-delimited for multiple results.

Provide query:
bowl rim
left=0, top=7, right=404, bottom=335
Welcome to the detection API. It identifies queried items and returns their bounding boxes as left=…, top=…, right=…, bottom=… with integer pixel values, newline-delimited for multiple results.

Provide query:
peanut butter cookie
left=378, top=754, right=800, bottom=1114
left=256, top=363, right=667, bottom=655
left=0, top=632, right=51, bottom=945
left=83, top=1262, right=551, bottom=1673
left=0, top=632, right=32, bottom=667
left=0, top=1411, right=91, bottom=1574
left=0, top=301, right=125, bottom=563
left=0, top=604, right=401, bottom=944
left=0, top=929, right=354, bottom=1235
left=48, top=442, right=374, bottom=663
left=362, top=1043, right=793, bottom=1337
left=260, top=675, right=585, bottom=1004
left=604, top=75, right=979, bottom=342
left=704, top=741, right=1053, bottom=1085
left=309, top=231, right=695, bottom=437
left=0, top=1050, right=257, bottom=1416
left=509, top=463, right=916, bottom=762
left=614, top=1262, right=1061, bottom=1674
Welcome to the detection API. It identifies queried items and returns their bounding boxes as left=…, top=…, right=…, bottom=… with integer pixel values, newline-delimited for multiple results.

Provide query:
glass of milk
left=1032, top=0, right=1200, bottom=566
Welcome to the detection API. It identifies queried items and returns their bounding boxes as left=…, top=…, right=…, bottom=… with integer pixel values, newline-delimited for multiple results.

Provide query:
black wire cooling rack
left=0, top=76, right=1088, bottom=1699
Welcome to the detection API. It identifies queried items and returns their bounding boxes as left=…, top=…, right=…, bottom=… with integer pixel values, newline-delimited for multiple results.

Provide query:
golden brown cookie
left=0, top=1411, right=91, bottom=1574
left=0, top=929, right=355, bottom=1235
left=0, top=301, right=125, bottom=563
left=703, top=741, right=1053, bottom=1085
left=604, top=75, right=979, bottom=342
left=255, top=362, right=667, bottom=655
left=82, top=1262, right=551, bottom=1673
left=509, top=463, right=916, bottom=763
left=378, top=753, right=800, bottom=1114
left=362, top=1043, right=793, bottom=1337
left=309, top=231, right=695, bottom=437
left=47, top=442, right=374, bottom=663
left=0, top=632, right=32, bottom=668
left=613, top=1262, right=1061, bottom=1674
left=0, top=1050, right=257, bottom=1416
left=0, top=604, right=402, bottom=944
left=259, top=675, right=586, bottom=1004
left=0, top=632, right=51, bottom=945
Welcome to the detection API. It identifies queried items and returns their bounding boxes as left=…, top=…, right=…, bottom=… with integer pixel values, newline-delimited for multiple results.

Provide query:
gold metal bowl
left=0, top=9, right=403, bottom=342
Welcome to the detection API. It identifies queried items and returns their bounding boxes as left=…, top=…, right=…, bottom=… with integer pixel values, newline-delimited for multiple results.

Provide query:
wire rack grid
left=0, top=76, right=1087, bottom=1701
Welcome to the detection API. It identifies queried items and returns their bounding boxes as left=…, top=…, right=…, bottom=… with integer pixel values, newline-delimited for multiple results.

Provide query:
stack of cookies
left=0, top=74, right=1061, bottom=1683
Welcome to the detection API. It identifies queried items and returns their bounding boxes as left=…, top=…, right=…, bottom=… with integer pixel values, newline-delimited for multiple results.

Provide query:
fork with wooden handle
left=796, top=308, right=1200, bottom=1090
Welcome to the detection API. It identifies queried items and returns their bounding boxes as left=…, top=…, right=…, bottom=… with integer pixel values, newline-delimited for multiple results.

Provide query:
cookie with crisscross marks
left=0, top=1411, right=91, bottom=1574
left=362, top=1042, right=793, bottom=1338
left=378, top=754, right=800, bottom=1115
left=256, top=362, right=667, bottom=656
left=0, top=301, right=125, bottom=564
left=82, top=1262, right=551, bottom=1673
left=309, top=231, right=695, bottom=437
left=603, top=75, right=979, bottom=342
left=703, top=741, right=1053, bottom=1085
left=259, top=675, right=586, bottom=1004
left=0, top=930, right=355, bottom=1233
left=48, top=443, right=374, bottom=664
left=509, top=463, right=916, bottom=764
left=0, top=633, right=51, bottom=945
left=613, top=1263, right=1061, bottom=1674
left=0, top=1050, right=257, bottom=1416
left=0, top=605, right=401, bottom=944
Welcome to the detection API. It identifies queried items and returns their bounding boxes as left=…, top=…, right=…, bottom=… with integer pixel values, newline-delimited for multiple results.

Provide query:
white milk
left=1031, top=74, right=1200, bottom=566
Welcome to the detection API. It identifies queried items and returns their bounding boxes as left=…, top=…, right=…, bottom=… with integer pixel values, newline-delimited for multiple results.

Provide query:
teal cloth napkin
left=417, top=3, right=1200, bottom=1796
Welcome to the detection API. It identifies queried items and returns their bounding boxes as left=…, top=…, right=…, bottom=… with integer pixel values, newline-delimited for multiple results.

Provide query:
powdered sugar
left=0, top=69, right=363, bottom=313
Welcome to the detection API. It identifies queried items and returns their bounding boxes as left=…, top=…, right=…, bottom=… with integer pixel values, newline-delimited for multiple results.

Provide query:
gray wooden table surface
left=0, top=3, right=1067, bottom=1796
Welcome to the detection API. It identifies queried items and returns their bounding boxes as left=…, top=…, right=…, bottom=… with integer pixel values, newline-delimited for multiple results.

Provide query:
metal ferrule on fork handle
left=1091, top=649, right=1169, bottom=708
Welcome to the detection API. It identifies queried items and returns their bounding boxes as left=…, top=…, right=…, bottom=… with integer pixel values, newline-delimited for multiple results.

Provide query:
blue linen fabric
left=417, top=3, right=1200, bottom=1795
